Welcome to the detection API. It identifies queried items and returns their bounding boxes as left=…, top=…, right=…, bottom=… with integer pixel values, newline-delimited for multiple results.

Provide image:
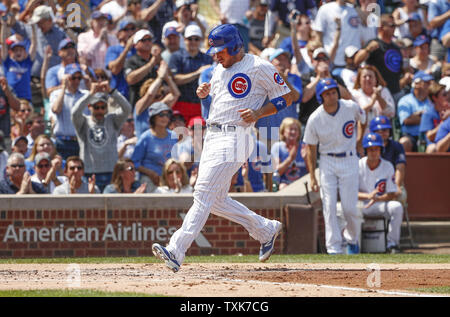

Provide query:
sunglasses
left=314, top=56, right=329, bottom=61
left=93, top=105, right=107, bottom=110
left=123, top=26, right=136, bottom=32
left=140, top=37, right=153, bottom=43
left=158, top=112, right=171, bottom=118
left=69, top=165, right=83, bottom=171
left=20, top=109, right=32, bottom=113
left=10, top=164, right=25, bottom=168
left=37, top=163, right=50, bottom=168
left=187, top=37, right=201, bottom=42
left=71, top=76, right=82, bottom=81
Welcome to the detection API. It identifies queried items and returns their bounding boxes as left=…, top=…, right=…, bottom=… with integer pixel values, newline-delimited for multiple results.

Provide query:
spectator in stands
left=263, top=0, right=316, bottom=48
left=248, top=0, right=268, bottom=56
left=117, top=115, right=137, bottom=160
left=410, top=35, right=442, bottom=80
left=77, top=11, right=119, bottom=70
left=393, top=1, right=428, bottom=39
left=103, top=159, right=146, bottom=193
left=53, top=156, right=100, bottom=194
left=49, top=63, right=89, bottom=160
left=271, top=118, right=307, bottom=191
left=26, top=134, right=64, bottom=177
left=0, top=152, right=46, bottom=194
left=125, top=29, right=160, bottom=108
left=354, top=14, right=404, bottom=101
left=11, top=136, right=28, bottom=157
left=132, top=102, right=178, bottom=193
left=351, top=64, right=396, bottom=136
left=154, top=158, right=193, bottom=194
left=229, top=163, right=253, bottom=193
left=209, top=0, right=250, bottom=52
left=169, top=24, right=212, bottom=124
left=105, top=17, right=137, bottom=100
left=256, top=48, right=301, bottom=149
left=339, top=46, right=359, bottom=90
left=420, top=82, right=450, bottom=153
left=140, top=0, right=175, bottom=46
left=1, top=19, right=36, bottom=102
left=30, top=152, right=65, bottom=194
left=358, top=132, right=404, bottom=254
left=435, top=115, right=450, bottom=152
left=398, top=71, right=434, bottom=152
left=246, top=127, right=271, bottom=192
left=299, top=47, right=351, bottom=126
left=10, top=5, right=68, bottom=111
left=0, top=74, right=21, bottom=150
left=369, top=116, right=407, bottom=201
left=355, top=0, right=378, bottom=45
left=405, top=12, right=427, bottom=40
left=427, top=0, right=450, bottom=61
left=161, top=26, right=182, bottom=64
left=71, top=82, right=131, bottom=192
left=134, top=61, right=180, bottom=138
left=127, top=0, right=142, bottom=22
left=10, top=99, right=32, bottom=140
left=25, top=112, right=45, bottom=157
left=312, top=0, right=362, bottom=71
left=169, top=110, right=186, bottom=131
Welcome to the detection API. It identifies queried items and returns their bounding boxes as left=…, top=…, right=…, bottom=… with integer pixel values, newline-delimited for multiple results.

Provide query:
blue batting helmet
left=316, top=78, right=339, bottom=104
left=369, top=115, right=392, bottom=132
left=206, top=24, right=243, bottom=56
left=362, top=132, right=384, bottom=148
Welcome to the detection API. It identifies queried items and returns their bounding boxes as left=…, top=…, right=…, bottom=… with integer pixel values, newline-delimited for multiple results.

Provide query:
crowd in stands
left=0, top=0, right=449, bottom=196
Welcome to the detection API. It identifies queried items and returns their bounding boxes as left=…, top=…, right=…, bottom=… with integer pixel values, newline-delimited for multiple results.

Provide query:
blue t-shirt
left=131, top=129, right=178, bottom=176
left=434, top=117, right=450, bottom=151
left=45, top=64, right=62, bottom=91
left=271, top=141, right=307, bottom=185
left=134, top=107, right=150, bottom=139
left=256, top=73, right=302, bottom=140
left=3, top=56, right=33, bottom=100
left=105, top=45, right=136, bottom=100
left=439, top=18, right=450, bottom=63
left=247, top=140, right=271, bottom=192
left=419, top=105, right=441, bottom=145
left=279, top=37, right=308, bottom=57
left=428, top=0, right=450, bottom=39
left=397, top=93, right=433, bottom=137
left=382, top=139, right=407, bottom=168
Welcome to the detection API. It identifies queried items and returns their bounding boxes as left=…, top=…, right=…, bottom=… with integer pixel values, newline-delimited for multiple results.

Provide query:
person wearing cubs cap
left=304, top=77, right=366, bottom=254
left=1, top=15, right=36, bottom=101
left=30, top=152, right=66, bottom=194
left=152, top=24, right=295, bottom=272
left=369, top=115, right=407, bottom=202
left=71, top=78, right=131, bottom=192
left=358, top=132, right=404, bottom=254
left=397, top=71, right=434, bottom=152
left=131, top=101, right=178, bottom=193
left=410, top=35, right=441, bottom=79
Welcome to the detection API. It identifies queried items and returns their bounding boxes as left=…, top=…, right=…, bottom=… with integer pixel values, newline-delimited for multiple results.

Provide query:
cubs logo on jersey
left=273, top=72, right=285, bottom=85
left=228, top=73, right=252, bottom=98
left=375, top=179, right=387, bottom=195
left=342, top=120, right=355, bottom=138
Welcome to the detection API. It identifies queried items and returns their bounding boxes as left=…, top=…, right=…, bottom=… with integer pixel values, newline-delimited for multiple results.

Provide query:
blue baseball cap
left=91, top=11, right=107, bottom=20
left=164, top=26, right=180, bottom=38
left=118, top=17, right=137, bottom=31
left=413, top=71, right=433, bottom=83
left=10, top=41, right=27, bottom=50
left=58, top=38, right=75, bottom=51
left=269, top=48, right=291, bottom=62
left=407, top=12, right=421, bottom=22
left=413, top=34, right=429, bottom=47
left=64, top=63, right=83, bottom=76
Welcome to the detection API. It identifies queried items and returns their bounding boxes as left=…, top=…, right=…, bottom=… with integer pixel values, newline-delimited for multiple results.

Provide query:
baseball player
left=304, top=78, right=366, bottom=254
left=359, top=132, right=404, bottom=253
left=152, top=24, right=294, bottom=272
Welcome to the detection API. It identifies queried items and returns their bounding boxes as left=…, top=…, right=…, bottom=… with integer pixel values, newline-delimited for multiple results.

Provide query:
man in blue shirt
left=435, top=116, right=450, bottom=152
left=169, top=24, right=212, bottom=124
left=398, top=71, right=434, bottom=152
left=427, top=0, right=450, bottom=60
left=105, top=17, right=137, bottom=100
left=256, top=48, right=302, bottom=149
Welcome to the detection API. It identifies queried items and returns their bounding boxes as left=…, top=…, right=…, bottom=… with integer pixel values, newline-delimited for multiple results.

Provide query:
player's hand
left=196, top=83, right=211, bottom=99
left=238, top=108, right=259, bottom=123
left=310, top=177, right=319, bottom=192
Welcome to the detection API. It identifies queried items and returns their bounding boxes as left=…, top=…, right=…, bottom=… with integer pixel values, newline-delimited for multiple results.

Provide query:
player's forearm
left=305, top=145, right=317, bottom=177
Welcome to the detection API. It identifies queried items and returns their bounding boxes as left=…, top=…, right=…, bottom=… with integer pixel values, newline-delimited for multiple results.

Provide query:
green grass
left=0, top=289, right=161, bottom=297
left=412, top=286, right=450, bottom=294
left=0, top=254, right=449, bottom=264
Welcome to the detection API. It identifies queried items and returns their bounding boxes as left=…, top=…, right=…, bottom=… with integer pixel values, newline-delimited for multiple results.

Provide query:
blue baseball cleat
left=152, top=243, right=180, bottom=273
left=259, top=221, right=282, bottom=262
left=346, top=243, right=360, bottom=255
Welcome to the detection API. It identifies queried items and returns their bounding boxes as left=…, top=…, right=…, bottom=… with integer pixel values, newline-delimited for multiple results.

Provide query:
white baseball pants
left=319, top=155, right=360, bottom=254
left=166, top=126, right=280, bottom=264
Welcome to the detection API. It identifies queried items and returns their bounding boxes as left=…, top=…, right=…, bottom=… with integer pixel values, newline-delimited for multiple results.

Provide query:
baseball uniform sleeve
left=303, top=117, right=318, bottom=145
left=258, top=62, right=291, bottom=100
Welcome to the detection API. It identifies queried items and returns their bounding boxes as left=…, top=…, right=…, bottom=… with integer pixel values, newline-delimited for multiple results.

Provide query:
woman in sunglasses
left=103, top=159, right=146, bottom=194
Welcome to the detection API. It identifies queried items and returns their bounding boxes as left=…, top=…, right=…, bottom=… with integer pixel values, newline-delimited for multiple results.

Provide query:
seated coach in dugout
left=0, top=152, right=47, bottom=194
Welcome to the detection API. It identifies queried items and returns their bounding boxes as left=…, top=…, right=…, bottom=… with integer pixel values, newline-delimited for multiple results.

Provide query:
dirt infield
left=0, top=262, right=449, bottom=297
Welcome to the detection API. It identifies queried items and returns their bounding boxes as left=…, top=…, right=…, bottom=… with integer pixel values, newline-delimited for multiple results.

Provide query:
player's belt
left=326, top=151, right=353, bottom=158
left=207, top=123, right=237, bottom=132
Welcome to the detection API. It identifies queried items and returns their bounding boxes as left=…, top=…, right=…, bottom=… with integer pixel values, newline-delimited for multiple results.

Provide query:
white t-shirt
left=100, top=1, right=127, bottom=20
left=220, top=0, right=250, bottom=25
left=312, top=2, right=362, bottom=66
